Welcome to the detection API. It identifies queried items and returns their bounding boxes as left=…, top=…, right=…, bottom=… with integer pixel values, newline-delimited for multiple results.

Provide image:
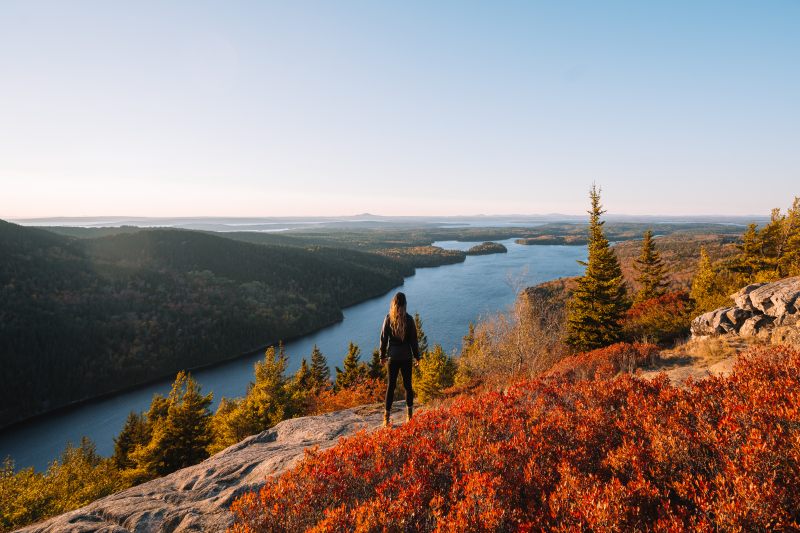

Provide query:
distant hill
left=0, top=221, right=407, bottom=428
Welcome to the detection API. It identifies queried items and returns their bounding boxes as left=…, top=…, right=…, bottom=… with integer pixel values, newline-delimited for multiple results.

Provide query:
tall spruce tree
left=334, top=342, right=368, bottom=391
left=633, top=230, right=668, bottom=303
left=309, top=344, right=330, bottom=391
left=565, top=185, right=628, bottom=351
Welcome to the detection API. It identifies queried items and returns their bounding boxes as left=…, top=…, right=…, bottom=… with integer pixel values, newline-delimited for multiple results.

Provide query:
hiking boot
left=383, top=411, right=391, bottom=427
left=406, top=406, right=413, bottom=423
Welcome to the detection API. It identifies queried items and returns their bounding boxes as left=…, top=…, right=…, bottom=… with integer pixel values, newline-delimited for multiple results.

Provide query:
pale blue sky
left=1, top=1, right=798, bottom=218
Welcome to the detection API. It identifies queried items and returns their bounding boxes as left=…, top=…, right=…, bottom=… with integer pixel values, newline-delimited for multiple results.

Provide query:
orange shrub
left=622, top=291, right=693, bottom=345
left=547, top=342, right=661, bottom=379
left=229, top=346, right=800, bottom=532
left=307, top=378, right=386, bottom=415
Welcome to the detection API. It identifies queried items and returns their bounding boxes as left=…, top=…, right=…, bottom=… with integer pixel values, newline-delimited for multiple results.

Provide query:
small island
left=465, top=241, right=508, bottom=255
left=515, top=235, right=588, bottom=246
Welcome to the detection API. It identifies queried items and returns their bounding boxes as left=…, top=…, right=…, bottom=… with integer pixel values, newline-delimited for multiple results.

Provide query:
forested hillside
left=0, top=221, right=407, bottom=428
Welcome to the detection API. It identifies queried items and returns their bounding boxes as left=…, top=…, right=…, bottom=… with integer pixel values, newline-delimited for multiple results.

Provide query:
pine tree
left=244, top=346, right=294, bottom=427
left=463, top=322, right=476, bottom=350
left=112, top=411, right=148, bottom=469
left=690, top=247, right=723, bottom=313
left=565, top=184, right=629, bottom=351
left=208, top=397, right=249, bottom=455
left=760, top=208, right=786, bottom=269
left=780, top=197, right=800, bottom=276
left=292, top=358, right=313, bottom=391
left=414, top=313, right=429, bottom=355
left=736, top=223, right=763, bottom=278
left=334, top=342, right=368, bottom=391
left=633, top=230, right=668, bottom=303
left=309, top=344, right=330, bottom=391
left=415, top=344, right=457, bottom=403
left=129, top=371, right=213, bottom=478
left=208, top=347, right=295, bottom=454
left=368, top=348, right=386, bottom=380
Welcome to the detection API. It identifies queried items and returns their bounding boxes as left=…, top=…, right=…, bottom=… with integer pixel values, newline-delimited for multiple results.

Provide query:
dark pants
left=385, top=359, right=413, bottom=412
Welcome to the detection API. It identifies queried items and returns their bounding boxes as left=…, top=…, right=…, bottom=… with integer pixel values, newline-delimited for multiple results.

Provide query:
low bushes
left=229, top=346, right=800, bottom=532
left=547, top=342, right=661, bottom=380
left=622, top=291, right=694, bottom=345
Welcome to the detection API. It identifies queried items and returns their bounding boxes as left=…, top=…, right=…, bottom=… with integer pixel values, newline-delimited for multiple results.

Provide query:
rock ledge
left=691, top=276, right=800, bottom=344
left=19, top=402, right=403, bottom=532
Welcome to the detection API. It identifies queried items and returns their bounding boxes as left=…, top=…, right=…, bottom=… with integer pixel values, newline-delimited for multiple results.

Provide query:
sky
left=1, top=1, right=798, bottom=218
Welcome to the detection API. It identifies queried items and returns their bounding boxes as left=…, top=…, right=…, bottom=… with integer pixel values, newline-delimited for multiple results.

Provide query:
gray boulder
left=744, top=277, right=800, bottom=316
left=692, top=276, right=800, bottom=340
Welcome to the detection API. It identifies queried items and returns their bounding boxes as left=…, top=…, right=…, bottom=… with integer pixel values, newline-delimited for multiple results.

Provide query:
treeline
left=0, top=222, right=409, bottom=428
left=1, top=318, right=457, bottom=532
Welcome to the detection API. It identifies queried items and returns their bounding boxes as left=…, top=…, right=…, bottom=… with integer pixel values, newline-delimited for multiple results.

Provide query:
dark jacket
left=379, top=313, right=420, bottom=361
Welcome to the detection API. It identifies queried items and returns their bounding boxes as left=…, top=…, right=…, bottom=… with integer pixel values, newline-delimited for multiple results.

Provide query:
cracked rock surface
left=691, top=276, right=800, bottom=342
left=18, top=402, right=404, bottom=533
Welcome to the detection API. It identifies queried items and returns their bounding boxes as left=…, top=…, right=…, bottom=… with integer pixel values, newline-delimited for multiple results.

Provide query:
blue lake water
left=0, top=239, right=586, bottom=471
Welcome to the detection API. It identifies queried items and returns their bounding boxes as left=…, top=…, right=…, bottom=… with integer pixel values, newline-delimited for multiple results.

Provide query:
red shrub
left=307, top=378, right=385, bottom=415
left=229, top=346, right=800, bottom=532
left=548, top=342, right=661, bottom=379
left=622, top=291, right=693, bottom=345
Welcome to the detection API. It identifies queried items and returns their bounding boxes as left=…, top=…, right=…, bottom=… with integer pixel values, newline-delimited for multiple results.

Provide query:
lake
left=0, top=239, right=586, bottom=471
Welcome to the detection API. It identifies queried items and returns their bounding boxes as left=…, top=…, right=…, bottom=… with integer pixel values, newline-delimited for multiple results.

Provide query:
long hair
left=389, top=292, right=407, bottom=341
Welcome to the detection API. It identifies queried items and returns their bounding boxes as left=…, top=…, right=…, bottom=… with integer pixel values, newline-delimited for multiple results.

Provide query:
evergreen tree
left=112, top=411, right=148, bottom=469
left=690, top=247, right=725, bottom=313
left=244, top=346, right=295, bottom=427
left=414, top=313, right=429, bottom=355
left=129, top=371, right=213, bottom=479
left=292, top=358, right=313, bottom=391
left=334, top=342, right=368, bottom=391
left=208, top=347, right=296, bottom=455
left=780, top=197, right=800, bottom=276
left=415, top=344, right=457, bottom=403
left=368, top=348, right=386, bottom=380
left=463, top=322, right=476, bottom=350
left=565, top=185, right=629, bottom=351
left=309, top=344, right=331, bottom=391
left=760, top=208, right=786, bottom=268
left=633, top=230, right=668, bottom=303
left=208, top=397, right=249, bottom=455
left=736, top=223, right=763, bottom=278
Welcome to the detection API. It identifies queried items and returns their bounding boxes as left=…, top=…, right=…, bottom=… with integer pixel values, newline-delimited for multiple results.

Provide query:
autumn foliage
left=307, top=378, right=386, bottom=415
left=547, top=341, right=661, bottom=380
left=621, top=291, right=694, bottom=345
left=229, top=346, right=800, bottom=532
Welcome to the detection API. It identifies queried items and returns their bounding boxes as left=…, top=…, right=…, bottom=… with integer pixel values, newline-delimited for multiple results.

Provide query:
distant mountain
left=0, top=221, right=407, bottom=428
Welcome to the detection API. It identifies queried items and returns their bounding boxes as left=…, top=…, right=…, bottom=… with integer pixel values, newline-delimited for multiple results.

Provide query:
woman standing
left=379, top=292, right=421, bottom=427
